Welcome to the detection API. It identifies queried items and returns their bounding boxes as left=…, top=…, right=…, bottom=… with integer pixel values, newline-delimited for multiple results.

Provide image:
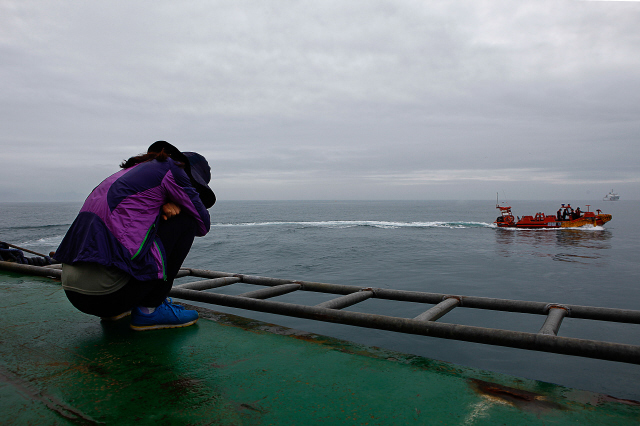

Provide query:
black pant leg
left=157, top=212, right=197, bottom=280
left=135, top=213, right=197, bottom=307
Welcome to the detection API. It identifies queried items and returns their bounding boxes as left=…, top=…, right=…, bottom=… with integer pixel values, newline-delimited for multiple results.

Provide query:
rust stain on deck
left=470, top=379, right=566, bottom=413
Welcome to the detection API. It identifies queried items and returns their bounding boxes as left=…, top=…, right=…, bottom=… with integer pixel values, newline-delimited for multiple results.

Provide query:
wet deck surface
left=1, top=273, right=639, bottom=425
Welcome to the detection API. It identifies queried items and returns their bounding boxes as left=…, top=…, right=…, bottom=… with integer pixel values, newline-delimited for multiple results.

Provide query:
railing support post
left=539, top=305, right=570, bottom=336
left=315, top=289, right=374, bottom=310
left=414, top=297, right=460, bottom=322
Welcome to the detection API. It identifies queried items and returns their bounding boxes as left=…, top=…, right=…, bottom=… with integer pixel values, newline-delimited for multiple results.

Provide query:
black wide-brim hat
left=148, top=141, right=216, bottom=208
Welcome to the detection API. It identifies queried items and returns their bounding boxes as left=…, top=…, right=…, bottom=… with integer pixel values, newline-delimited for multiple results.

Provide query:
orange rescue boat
left=495, top=202, right=612, bottom=229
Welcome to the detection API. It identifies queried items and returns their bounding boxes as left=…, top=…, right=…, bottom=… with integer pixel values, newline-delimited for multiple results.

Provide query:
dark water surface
left=2, top=199, right=638, bottom=399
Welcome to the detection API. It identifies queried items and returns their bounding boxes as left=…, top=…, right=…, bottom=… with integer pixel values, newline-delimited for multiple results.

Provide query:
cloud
left=1, top=0, right=639, bottom=201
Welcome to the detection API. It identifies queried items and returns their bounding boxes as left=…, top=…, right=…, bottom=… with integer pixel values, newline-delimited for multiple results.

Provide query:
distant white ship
left=603, top=190, right=620, bottom=201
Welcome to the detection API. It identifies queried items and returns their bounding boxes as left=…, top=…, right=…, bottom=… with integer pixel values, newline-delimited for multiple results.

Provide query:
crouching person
left=55, top=141, right=215, bottom=330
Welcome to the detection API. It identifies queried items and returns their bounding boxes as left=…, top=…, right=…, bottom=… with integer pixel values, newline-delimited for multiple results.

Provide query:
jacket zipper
left=131, top=222, right=166, bottom=281
left=131, top=223, right=155, bottom=260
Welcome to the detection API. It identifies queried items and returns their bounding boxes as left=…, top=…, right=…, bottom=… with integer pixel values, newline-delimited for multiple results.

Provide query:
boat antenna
left=496, top=191, right=509, bottom=206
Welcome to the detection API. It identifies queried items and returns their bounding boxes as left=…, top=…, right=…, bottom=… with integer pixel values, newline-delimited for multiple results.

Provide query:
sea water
left=1, top=199, right=639, bottom=399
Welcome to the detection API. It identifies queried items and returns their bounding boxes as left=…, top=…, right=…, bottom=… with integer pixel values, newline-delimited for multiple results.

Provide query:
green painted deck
left=1, top=273, right=639, bottom=425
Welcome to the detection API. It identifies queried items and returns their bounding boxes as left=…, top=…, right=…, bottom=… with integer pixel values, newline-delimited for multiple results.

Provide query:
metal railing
left=2, top=260, right=639, bottom=364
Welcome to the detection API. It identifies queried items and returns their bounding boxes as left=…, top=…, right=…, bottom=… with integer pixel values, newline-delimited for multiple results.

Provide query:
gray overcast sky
left=2, top=0, right=639, bottom=202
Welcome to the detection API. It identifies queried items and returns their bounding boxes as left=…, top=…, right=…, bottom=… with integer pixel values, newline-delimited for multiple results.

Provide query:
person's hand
left=162, top=202, right=181, bottom=220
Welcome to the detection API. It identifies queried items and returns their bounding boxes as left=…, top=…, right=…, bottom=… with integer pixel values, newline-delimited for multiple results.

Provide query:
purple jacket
left=56, top=158, right=210, bottom=281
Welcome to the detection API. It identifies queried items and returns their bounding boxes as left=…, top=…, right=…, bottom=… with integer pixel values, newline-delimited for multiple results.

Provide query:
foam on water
left=19, top=235, right=66, bottom=247
left=213, top=220, right=494, bottom=229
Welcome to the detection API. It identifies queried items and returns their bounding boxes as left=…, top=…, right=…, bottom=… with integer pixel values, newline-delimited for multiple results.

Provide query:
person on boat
left=574, top=207, right=582, bottom=219
left=55, top=141, right=215, bottom=331
left=557, top=209, right=562, bottom=221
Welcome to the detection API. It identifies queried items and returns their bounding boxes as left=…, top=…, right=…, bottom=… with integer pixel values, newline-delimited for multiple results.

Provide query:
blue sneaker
left=130, top=298, right=199, bottom=331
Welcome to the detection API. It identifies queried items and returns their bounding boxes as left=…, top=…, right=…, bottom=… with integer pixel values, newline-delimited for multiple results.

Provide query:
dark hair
left=120, top=151, right=184, bottom=169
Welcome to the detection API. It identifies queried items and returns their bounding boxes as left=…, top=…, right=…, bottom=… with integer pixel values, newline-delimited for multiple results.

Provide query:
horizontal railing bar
left=373, top=289, right=640, bottom=323
left=315, top=290, right=374, bottom=310
left=564, top=305, right=640, bottom=323
left=238, top=283, right=301, bottom=299
left=169, top=287, right=640, bottom=365
left=175, top=277, right=240, bottom=290
left=414, top=297, right=460, bottom=322
left=176, top=269, right=191, bottom=278
left=187, top=269, right=358, bottom=294
left=186, top=269, right=238, bottom=279
left=185, top=270, right=640, bottom=324
left=0, top=261, right=62, bottom=278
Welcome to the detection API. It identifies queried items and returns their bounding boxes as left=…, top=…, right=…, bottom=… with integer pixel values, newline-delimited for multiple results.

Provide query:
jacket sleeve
left=161, top=162, right=211, bottom=237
